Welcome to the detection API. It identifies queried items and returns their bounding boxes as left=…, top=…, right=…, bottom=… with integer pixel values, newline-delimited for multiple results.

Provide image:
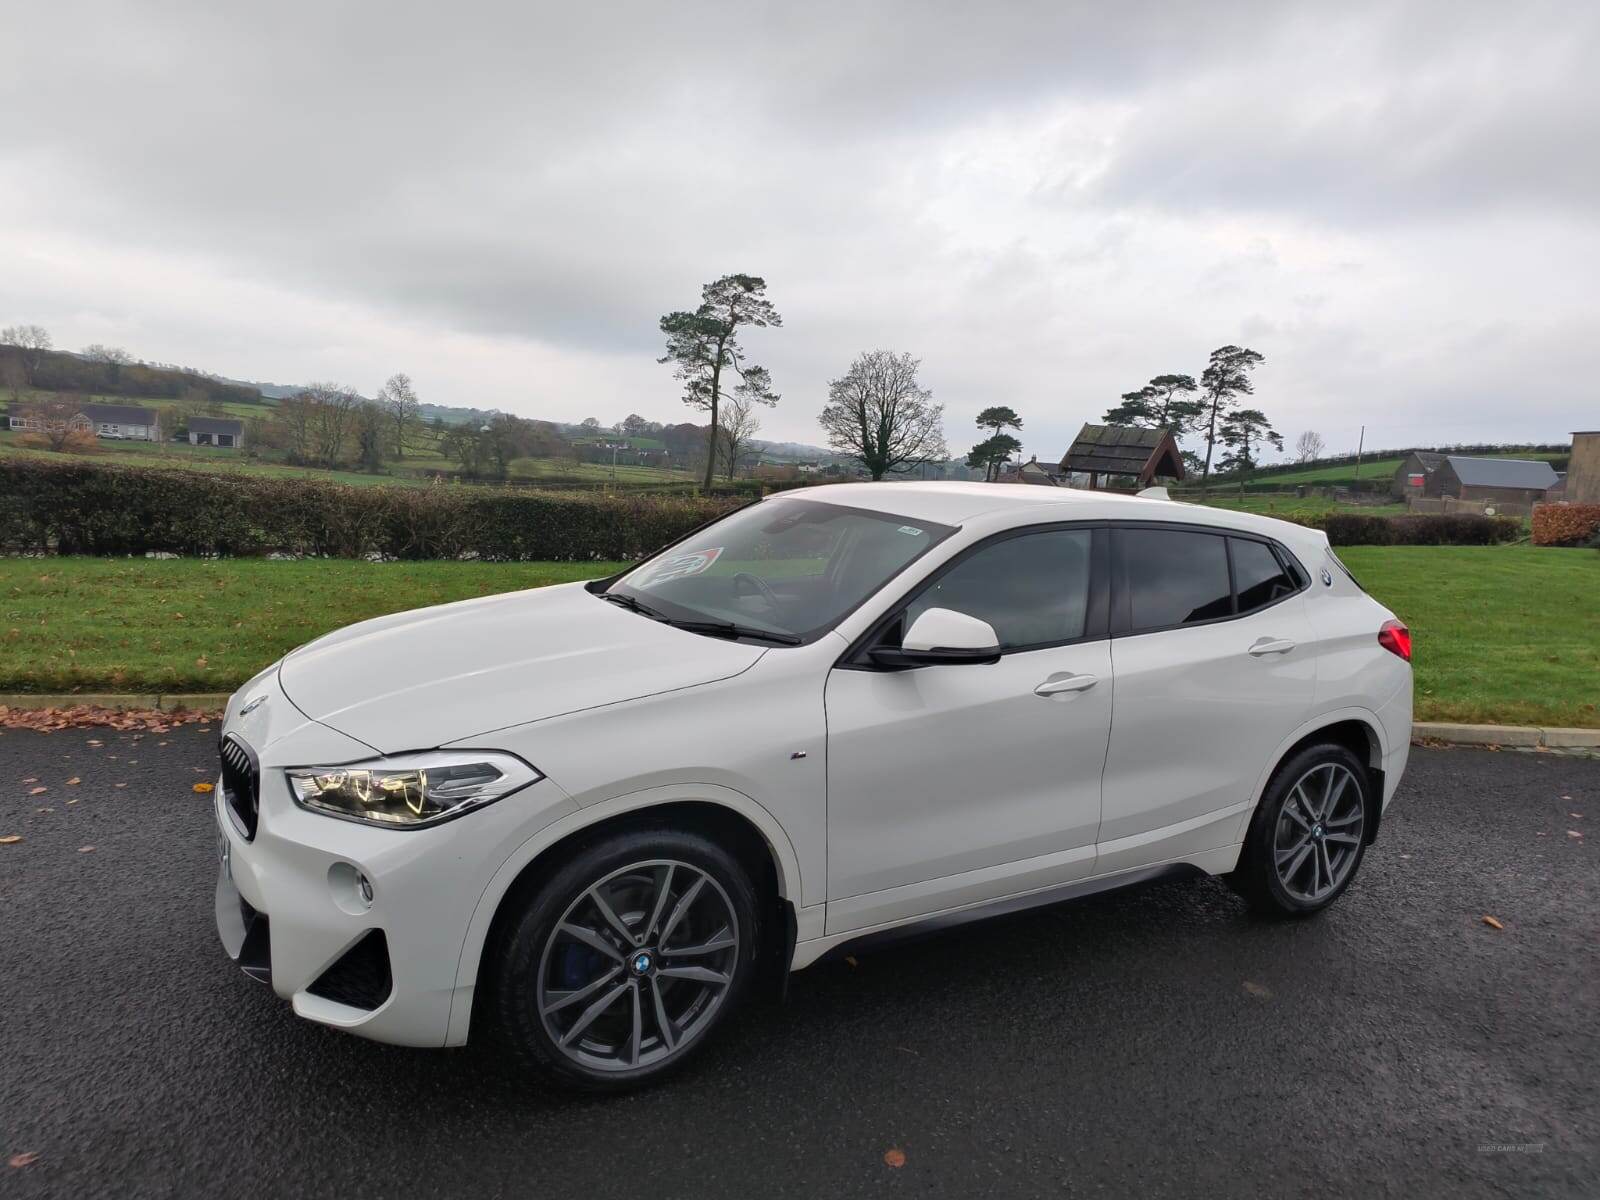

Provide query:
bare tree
left=81, top=343, right=134, bottom=365
left=818, top=350, right=947, bottom=480
left=1294, top=430, right=1326, bottom=463
left=15, top=395, right=97, bottom=453
left=719, top=390, right=762, bottom=479
left=0, top=324, right=53, bottom=384
left=381, top=372, right=420, bottom=459
left=274, top=393, right=316, bottom=462
left=298, top=382, right=361, bottom=466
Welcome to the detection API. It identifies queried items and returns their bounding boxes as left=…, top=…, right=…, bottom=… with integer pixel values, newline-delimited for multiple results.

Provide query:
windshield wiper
left=599, top=591, right=668, bottom=620
left=663, top=618, right=802, bottom=646
left=603, top=592, right=799, bottom=645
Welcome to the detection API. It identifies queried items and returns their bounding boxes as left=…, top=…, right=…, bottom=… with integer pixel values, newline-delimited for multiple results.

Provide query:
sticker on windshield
left=640, top=547, right=723, bottom=585
left=897, top=525, right=923, bottom=536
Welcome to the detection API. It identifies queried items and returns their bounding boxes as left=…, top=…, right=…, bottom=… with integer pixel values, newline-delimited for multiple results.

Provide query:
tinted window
left=1122, top=529, right=1232, bottom=631
left=905, top=529, right=1092, bottom=649
left=1231, top=538, right=1299, bottom=613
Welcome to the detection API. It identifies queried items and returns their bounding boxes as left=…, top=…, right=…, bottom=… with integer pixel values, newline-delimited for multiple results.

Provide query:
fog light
left=328, top=861, right=375, bottom=915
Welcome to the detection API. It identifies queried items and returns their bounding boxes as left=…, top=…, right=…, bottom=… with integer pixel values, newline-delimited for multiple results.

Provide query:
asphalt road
left=1, top=727, right=1595, bottom=1199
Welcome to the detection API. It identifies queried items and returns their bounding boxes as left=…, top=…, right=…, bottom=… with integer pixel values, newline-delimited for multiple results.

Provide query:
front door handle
left=1034, top=673, right=1099, bottom=697
left=1248, top=637, right=1297, bottom=657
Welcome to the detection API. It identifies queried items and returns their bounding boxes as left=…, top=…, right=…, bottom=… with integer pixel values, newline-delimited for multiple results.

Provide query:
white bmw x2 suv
left=214, top=482, right=1412, bottom=1089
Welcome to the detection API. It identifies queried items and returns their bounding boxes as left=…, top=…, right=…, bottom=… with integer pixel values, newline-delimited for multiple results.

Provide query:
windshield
left=605, top=499, right=956, bottom=642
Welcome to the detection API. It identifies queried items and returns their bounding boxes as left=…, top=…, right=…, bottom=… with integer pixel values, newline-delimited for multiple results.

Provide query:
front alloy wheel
left=486, top=829, right=760, bottom=1090
left=537, top=860, right=740, bottom=1072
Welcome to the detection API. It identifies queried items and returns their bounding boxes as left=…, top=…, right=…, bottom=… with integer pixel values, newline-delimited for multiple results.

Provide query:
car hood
left=277, top=581, right=765, bottom=753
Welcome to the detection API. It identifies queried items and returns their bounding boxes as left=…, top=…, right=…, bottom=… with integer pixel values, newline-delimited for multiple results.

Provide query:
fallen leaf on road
left=28, top=787, right=46, bottom=795
left=8, top=1151, right=40, bottom=1168
left=35, top=807, right=52, bottom=813
left=87, top=739, right=102, bottom=746
left=22, top=777, right=37, bottom=783
left=66, top=798, right=78, bottom=805
left=1243, top=980, right=1273, bottom=999
left=114, top=783, right=126, bottom=789
left=1568, top=830, right=1583, bottom=839
left=1572, top=813, right=1583, bottom=820
left=193, top=781, right=215, bottom=794
left=1482, top=915, right=1504, bottom=930
left=883, top=1148, right=906, bottom=1169
left=0, top=835, right=22, bottom=845
left=65, top=777, right=80, bottom=785
left=78, top=845, right=95, bottom=853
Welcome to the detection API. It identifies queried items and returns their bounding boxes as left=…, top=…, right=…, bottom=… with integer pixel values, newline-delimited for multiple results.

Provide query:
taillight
left=1378, top=620, right=1411, bottom=662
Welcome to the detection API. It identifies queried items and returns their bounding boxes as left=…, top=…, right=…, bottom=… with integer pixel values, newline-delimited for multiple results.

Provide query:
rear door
left=824, top=526, right=1112, bottom=934
left=1097, top=526, right=1315, bottom=874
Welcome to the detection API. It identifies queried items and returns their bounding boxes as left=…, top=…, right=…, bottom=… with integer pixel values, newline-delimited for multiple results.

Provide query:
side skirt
left=805, top=861, right=1205, bottom=968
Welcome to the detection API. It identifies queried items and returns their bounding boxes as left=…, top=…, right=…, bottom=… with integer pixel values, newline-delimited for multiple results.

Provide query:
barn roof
left=1445, top=456, right=1559, bottom=490
left=1061, top=424, right=1185, bottom=481
left=188, top=416, right=244, bottom=435
left=1408, top=451, right=1445, bottom=471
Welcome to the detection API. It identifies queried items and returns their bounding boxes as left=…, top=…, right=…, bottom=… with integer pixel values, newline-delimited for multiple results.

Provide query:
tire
left=1233, top=742, right=1371, bottom=918
left=484, top=827, right=762, bottom=1091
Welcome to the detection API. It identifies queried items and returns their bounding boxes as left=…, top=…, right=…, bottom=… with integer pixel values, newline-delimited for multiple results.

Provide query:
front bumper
left=211, top=679, right=576, bottom=1047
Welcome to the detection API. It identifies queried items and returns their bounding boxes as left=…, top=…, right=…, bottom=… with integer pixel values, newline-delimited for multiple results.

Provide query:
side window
left=904, top=529, right=1093, bottom=650
left=1122, top=529, right=1232, bottom=631
left=1230, top=538, right=1300, bottom=614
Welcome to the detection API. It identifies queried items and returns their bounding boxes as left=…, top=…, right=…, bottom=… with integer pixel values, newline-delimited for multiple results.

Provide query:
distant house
left=1433, top=456, right=1559, bottom=505
left=7, top=401, right=160, bottom=442
left=997, top=456, right=1066, bottom=486
left=1059, top=424, right=1185, bottom=489
left=1392, top=451, right=1446, bottom=498
left=187, top=416, right=245, bottom=448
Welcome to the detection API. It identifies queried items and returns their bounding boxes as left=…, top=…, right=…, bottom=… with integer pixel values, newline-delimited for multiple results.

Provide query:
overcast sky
left=3, top=0, right=1596, bottom=459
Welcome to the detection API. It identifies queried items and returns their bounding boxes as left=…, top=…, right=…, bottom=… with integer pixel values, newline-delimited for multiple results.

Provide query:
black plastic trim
left=307, top=930, right=393, bottom=1011
left=818, top=863, right=1203, bottom=963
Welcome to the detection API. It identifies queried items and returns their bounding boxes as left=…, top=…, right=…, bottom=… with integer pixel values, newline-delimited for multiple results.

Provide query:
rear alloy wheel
left=487, top=830, right=760, bottom=1090
left=1235, top=743, right=1370, bottom=917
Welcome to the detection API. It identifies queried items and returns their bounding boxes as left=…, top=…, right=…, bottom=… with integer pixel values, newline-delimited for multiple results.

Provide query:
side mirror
left=870, top=607, right=1001, bottom=668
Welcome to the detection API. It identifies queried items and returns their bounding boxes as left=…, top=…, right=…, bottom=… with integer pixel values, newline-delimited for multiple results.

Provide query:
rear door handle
left=1248, top=637, right=1296, bottom=657
left=1034, top=673, right=1099, bottom=697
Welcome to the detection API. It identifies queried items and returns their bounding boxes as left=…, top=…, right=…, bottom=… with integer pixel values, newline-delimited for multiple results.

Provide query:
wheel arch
left=447, top=785, right=800, bottom=1045
left=1245, top=708, right=1389, bottom=848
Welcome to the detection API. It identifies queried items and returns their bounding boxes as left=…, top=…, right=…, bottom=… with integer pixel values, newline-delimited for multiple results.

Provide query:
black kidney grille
left=219, top=734, right=260, bottom=840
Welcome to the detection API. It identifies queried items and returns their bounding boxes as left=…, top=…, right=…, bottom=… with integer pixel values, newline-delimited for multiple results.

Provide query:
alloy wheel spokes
left=1273, top=763, right=1364, bottom=903
left=537, top=858, right=739, bottom=1072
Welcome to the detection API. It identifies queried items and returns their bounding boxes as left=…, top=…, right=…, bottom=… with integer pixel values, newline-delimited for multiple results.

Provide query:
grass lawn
left=0, top=559, right=626, bottom=694
left=0, top=547, right=1594, bottom=727
left=1340, top=545, right=1599, bottom=729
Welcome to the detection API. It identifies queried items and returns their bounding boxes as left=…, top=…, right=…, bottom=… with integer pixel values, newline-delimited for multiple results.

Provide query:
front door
left=824, top=527, right=1112, bottom=934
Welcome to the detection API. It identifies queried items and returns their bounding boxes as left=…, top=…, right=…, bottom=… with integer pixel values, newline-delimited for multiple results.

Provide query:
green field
left=1237, top=450, right=1566, bottom=490
left=0, top=547, right=1594, bottom=727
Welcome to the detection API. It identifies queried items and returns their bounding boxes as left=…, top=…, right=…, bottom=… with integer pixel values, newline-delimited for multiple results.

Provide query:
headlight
left=286, top=752, right=540, bottom=829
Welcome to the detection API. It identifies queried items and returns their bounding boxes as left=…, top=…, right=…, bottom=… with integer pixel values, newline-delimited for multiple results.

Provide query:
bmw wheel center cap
left=631, top=951, right=654, bottom=976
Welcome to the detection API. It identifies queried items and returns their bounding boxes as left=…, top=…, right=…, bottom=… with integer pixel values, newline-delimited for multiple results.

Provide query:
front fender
left=443, top=781, right=810, bottom=1046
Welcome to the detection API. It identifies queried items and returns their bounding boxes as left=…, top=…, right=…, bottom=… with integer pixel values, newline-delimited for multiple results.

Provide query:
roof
left=1445, top=456, right=1559, bottom=490
left=188, top=416, right=244, bottom=435
left=79, top=402, right=157, bottom=425
left=1061, top=424, right=1185, bottom=481
left=1406, top=451, right=1445, bottom=470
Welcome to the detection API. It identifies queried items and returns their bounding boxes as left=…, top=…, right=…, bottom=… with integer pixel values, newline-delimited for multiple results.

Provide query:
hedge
left=1531, top=504, right=1600, bottom=547
left=1303, top=512, right=1523, bottom=546
left=0, top=459, right=740, bottom=560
